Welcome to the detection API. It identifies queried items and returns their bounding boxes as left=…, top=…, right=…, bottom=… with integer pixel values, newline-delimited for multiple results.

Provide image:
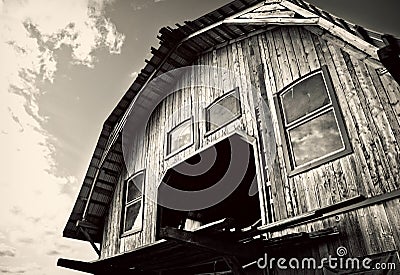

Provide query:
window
left=166, top=118, right=193, bottom=157
left=206, top=88, right=241, bottom=133
left=122, top=171, right=144, bottom=235
left=276, top=67, right=351, bottom=175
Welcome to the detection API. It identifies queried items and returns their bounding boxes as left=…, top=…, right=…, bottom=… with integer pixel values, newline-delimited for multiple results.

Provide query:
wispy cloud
left=0, top=244, right=16, bottom=257
left=0, top=0, right=125, bottom=273
left=0, top=263, right=41, bottom=274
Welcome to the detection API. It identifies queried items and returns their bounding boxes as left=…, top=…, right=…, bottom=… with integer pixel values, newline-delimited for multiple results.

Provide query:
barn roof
left=62, top=0, right=393, bottom=244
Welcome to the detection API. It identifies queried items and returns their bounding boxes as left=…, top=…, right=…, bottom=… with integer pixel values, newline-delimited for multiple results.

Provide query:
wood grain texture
left=100, top=26, right=400, bottom=262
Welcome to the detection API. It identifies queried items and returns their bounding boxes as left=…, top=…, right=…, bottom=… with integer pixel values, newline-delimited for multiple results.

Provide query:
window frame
left=165, top=117, right=194, bottom=159
left=205, top=87, right=242, bottom=136
left=121, top=170, right=145, bottom=237
left=275, top=66, right=352, bottom=176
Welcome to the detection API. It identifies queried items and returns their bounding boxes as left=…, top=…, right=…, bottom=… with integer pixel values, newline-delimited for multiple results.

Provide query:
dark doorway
left=157, top=134, right=261, bottom=235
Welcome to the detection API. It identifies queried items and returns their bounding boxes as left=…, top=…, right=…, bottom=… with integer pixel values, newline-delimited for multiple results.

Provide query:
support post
left=79, top=227, right=101, bottom=257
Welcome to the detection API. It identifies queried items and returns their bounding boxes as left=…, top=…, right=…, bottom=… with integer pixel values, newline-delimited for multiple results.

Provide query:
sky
left=0, top=0, right=399, bottom=274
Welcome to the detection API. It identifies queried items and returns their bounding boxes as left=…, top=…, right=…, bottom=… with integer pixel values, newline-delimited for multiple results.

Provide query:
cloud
left=0, top=244, right=16, bottom=257
left=0, top=263, right=41, bottom=274
left=0, top=0, right=123, bottom=273
left=46, top=250, right=61, bottom=256
left=0, top=266, right=25, bottom=274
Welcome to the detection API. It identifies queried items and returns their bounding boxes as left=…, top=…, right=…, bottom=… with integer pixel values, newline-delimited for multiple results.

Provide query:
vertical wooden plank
left=379, top=73, right=400, bottom=127
left=264, top=31, right=284, bottom=93
left=241, top=34, right=273, bottom=224
left=324, top=40, right=379, bottom=197
left=280, top=27, right=300, bottom=81
left=287, top=26, right=311, bottom=76
left=384, top=198, right=400, bottom=253
left=271, top=28, right=293, bottom=89
left=315, top=35, right=371, bottom=196
left=236, top=39, right=254, bottom=136
left=353, top=59, right=400, bottom=190
left=345, top=54, right=397, bottom=192
left=298, top=27, right=320, bottom=71
left=257, top=31, right=289, bottom=221
left=367, top=67, right=400, bottom=147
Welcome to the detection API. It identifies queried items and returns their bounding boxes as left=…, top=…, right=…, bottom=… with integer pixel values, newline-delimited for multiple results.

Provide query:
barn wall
left=100, top=25, right=400, bottom=260
left=245, top=25, right=400, bottom=262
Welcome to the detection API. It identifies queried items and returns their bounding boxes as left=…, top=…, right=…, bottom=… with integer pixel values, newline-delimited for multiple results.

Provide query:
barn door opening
left=157, top=133, right=261, bottom=235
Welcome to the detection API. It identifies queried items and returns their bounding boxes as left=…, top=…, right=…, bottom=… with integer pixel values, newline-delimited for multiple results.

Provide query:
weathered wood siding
left=101, top=25, right=400, bottom=261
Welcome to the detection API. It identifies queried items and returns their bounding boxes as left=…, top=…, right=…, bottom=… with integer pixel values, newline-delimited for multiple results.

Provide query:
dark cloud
left=0, top=266, right=25, bottom=274
left=0, top=244, right=16, bottom=257
left=46, top=250, right=61, bottom=256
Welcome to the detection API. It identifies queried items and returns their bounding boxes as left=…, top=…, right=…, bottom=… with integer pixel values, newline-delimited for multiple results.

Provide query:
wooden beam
left=255, top=191, right=400, bottom=238
left=159, top=227, right=261, bottom=259
left=280, top=0, right=379, bottom=59
left=57, top=258, right=95, bottom=274
left=263, top=228, right=339, bottom=249
left=181, top=0, right=267, bottom=43
left=224, top=17, right=319, bottom=25
left=252, top=3, right=286, bottom=13
left=354, top=25, right=375, bottom=45
left=79, top=227, right=101, bottom=257
left=76, top=220, right=100, bottom=231
left=238, top=11, right=295, bottom=19
left=194, top=218, right=235, bottom=233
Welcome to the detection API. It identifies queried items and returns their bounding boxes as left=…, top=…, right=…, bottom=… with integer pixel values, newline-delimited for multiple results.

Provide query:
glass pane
left=288, top=111, right=343, bottom=167
left=126, top=173, right=143, bottom=203
left=281, top=73, right=330, bottom=125
left=207, top=92, right=240, bottom=132
left=169, top=120, right=192, bottom=154
left=124, top=200, right=142, bottom=232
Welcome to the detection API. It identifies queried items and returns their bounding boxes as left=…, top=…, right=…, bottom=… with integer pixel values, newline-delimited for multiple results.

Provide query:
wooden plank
left=384, top=198, right=400, bottom=253
left=224, top=17, right=319, bottom=25
left=240, top=34, right=271, bottom=224
left=181, top=1, right=267, bottom=43
left=330, top=160, right=348, bottom=201
left=292, top=174, right=308, bottom=213
left=253, top=3, right=287, bottom=13
left=341, top=51, right=395, bottom=194
left=326, top=42, right=382, bottom=196
left=57, top=259, right=96, bottom=274
left=305, top=26, right=383, bottom=70
left=236, top=39, right=254, bottom=137
left=288, top=26, right=311, bottom=75
left=160, top=227, right=261, bottom=258
left=280, top=27, right=300, bottom=81
left=257, top=31, right=288, bottom=221
left=238, top=10, right=295, bottom=19
left=366, top=67, right=400, bottom=148
left=298, top=27, right=320, bottom=71
left=314, top=35, right=372, bottom=196
left=79, top=227, right=101, bottom=256
left=350, top=56, right=400, bottom=190
left=280, top=1, right=379, bottom=59
left=312, top=25, right=359, bottom=196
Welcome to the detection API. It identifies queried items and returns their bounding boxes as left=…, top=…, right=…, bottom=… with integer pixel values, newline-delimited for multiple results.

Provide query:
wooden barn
left=58, top=0, right=400, bottom=274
